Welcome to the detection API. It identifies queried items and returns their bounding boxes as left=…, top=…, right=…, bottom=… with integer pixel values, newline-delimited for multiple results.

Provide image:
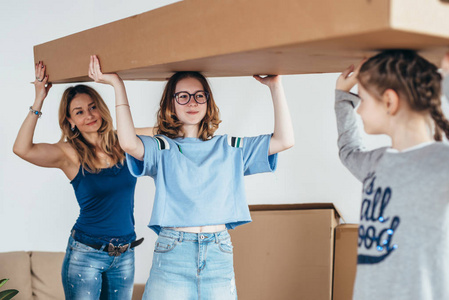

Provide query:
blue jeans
left=143, top=228, right=237, bottom=300
left=61, top=232, right=135, bottom=300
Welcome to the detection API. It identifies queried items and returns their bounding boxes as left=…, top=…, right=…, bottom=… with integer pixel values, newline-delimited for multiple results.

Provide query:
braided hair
left=357, top=50, right=449, bottom=141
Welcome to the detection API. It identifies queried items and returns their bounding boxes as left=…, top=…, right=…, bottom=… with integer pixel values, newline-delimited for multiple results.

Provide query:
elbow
left=279, top=138, right=295, bottom=152
left=119, top=142, right=134, bottom=155
left=270, top=135, right=295, bottom=154
left=284, top=134, right=295, bottom=150
left=12, top=143, right=26, bottom=159
left=283, top=140, right=295, bottom=151
left=119, top=140, right=138, bottom=156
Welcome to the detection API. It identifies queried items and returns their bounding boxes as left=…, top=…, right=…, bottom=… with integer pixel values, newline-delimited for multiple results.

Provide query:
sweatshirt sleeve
left=335, top=89, right=386, bottom=182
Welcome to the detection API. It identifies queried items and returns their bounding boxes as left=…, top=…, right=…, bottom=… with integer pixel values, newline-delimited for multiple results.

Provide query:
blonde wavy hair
left=156, top=72, right=221, bottom=140
left=58, top=85, right=124, bottom=173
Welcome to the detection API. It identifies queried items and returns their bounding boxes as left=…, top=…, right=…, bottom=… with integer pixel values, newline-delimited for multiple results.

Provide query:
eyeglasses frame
left=173, top=90, right=210, bottom=105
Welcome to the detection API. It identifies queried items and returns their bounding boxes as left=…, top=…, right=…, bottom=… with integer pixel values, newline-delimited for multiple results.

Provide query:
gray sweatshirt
left=335, top=84, right=449, bottom=300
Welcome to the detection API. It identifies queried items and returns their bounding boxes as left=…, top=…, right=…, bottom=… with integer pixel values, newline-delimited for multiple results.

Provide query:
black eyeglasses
left=173, top=91, right=209, bottom=105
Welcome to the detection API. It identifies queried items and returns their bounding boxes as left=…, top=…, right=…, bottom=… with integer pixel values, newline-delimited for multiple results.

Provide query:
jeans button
left=200, top=235, right=205, bottom=240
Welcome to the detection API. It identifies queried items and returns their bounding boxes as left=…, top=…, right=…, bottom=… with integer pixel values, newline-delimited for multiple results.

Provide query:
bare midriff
left=169, top=224, right=227, bottom=233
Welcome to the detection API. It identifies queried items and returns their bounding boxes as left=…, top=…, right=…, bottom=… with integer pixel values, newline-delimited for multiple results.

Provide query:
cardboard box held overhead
left=34, top=0, right=449, bottom=83
left=230, top=203, right=341, bottom=300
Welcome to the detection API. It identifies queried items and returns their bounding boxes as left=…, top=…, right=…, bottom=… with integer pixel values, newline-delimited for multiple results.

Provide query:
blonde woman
left=13, top=62, right=148, bottom=300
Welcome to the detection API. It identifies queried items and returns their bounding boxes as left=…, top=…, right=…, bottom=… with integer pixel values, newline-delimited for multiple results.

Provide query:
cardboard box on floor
left=34, top=0, right=449, bottom=83
left=333, top=224, right=358, bottom=300
left=230, top=203, right=342, bottom=300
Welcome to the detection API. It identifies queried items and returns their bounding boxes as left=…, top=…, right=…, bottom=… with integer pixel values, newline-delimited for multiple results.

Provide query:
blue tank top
left=70, top=160, right=137, bottom=237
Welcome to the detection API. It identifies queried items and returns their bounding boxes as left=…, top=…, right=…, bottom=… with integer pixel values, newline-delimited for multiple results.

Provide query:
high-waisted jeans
left=61, top=230, right=135, bottom=300
left=143, top=228, right=237, bottom=300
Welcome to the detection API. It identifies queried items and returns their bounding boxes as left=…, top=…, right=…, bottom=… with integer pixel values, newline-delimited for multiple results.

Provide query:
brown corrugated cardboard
left=34, top=0, right=449, bottom=83
left=333, top=224, right=358, bottom=300
left=230, top=203, right=340, bottom=300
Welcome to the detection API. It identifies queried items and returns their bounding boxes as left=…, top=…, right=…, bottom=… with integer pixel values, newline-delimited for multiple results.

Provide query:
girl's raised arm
left=13, top=62, right=68, bottom=168
left=335, top=63, right=385, bottom=182
left=89, top=55, right=145, bottom=160
left=253, top=75, right=294, bottom=155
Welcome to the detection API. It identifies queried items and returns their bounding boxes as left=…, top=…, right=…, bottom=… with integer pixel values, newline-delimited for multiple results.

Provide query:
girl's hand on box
left=253, top=75, right=281, bottom=90
left=89, top=55, right=121, bottom=86
left=336, top=59, right=365, bottom=92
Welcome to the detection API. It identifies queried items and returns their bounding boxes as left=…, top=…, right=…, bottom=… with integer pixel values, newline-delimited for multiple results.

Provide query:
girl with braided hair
left=335, top=50, right=449, bottom=299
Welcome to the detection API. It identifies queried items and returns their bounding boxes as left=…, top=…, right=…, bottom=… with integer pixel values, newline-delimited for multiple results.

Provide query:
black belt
left=86, top=237, right=144, bottom=256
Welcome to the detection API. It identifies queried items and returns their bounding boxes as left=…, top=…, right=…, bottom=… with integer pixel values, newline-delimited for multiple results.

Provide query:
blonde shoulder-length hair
left=156, top=71, right=221, bottom=140
left=58, top=85, right=124, bottom=173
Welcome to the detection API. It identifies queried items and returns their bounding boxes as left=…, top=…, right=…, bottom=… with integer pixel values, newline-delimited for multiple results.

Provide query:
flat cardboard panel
left=231, top=205, right=339, bottom=300
left=33, top=0, right=449, bottom=83
left=333, top=224, right=358, bottom=300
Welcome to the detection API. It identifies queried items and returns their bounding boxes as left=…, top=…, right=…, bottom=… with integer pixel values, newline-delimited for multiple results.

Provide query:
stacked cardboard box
left=333, top=224, right=358, bottom=300
left=231, top=204, right=348, bottom=300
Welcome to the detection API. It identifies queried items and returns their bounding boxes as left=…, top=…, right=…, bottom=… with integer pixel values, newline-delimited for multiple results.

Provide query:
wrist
left=110, top=75, right=124, bottom=87
left=32, top=99, right=44, bottom=109
left=269, top=81, right=283, bottom=91
left=29, top=106, right=43, bottom=118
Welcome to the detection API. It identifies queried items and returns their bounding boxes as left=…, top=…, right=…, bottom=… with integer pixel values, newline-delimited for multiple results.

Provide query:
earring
left=71, top=126, right=75, bottom=132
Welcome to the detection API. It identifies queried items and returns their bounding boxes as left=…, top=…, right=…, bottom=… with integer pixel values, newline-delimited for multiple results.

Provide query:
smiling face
left=174, top=77, right=208, bottom=130
left=67, top=93, right=103, bottom=134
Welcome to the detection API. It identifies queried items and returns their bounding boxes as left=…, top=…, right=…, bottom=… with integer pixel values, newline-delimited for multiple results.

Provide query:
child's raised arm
left=253, top=75, right=294, bottom=155
left=89, top=55, right=145, bottom=160
left=335, top=63, right=386, bottom=182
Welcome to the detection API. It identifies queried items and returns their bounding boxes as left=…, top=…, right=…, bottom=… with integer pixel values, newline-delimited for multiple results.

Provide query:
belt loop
left=178, top=232, right=183, bottom=243
left=214, top=233, right=219, bottom=243
left=71, top=230, right=75, bottom=238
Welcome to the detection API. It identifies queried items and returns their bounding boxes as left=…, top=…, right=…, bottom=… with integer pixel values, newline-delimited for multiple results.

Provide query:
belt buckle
left=107, top=243, right=129, bottom=257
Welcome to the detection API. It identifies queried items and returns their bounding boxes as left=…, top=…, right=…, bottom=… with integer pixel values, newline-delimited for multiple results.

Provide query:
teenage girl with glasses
left=89, top=54, right=294, bottom=299
left=335, top=50, right=449, bottom=299
left=13, top=62, right=149, bottom=299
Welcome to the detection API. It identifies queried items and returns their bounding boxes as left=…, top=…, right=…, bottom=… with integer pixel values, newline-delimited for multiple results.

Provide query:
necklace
left=95, top=148, right=111, bottom=168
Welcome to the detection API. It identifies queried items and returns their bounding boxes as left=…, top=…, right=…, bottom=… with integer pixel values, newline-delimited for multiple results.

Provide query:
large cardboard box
left=34, top=0, right=449, bottom=83
left=230, top=203, right=341, bottom=300
left=333, top=224, right=358, bottom=300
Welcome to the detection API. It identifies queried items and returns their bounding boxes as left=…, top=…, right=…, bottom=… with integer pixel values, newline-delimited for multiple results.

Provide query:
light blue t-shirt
left=126, top=134, right=277, bottom=234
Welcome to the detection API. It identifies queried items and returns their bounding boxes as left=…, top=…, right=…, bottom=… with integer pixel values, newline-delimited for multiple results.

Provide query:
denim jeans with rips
left=61, top=232, right=135, bottom=300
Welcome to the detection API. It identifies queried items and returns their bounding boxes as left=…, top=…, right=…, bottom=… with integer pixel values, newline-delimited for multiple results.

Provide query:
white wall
left=0, top=0, right=394, bottom=284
